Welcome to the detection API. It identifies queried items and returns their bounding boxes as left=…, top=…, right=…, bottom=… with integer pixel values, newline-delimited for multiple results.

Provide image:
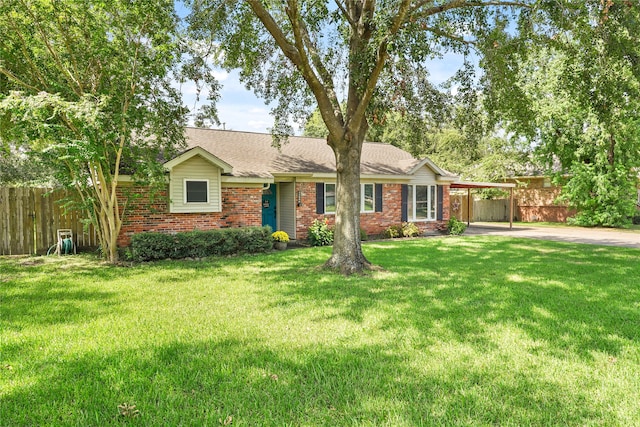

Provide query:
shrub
left=360, top=228, right=368, bottom=241
left=308, top=219, right=333, bottom=246
left=384, top=225, right=401, bottom=238
left=401, top=222, right=420, bottom=237
left=384, top=223, right=420, bottom=238
left=447, top=217, right=467, bottom=235
left=129, top=226, right=273, bottom=261
left=559, top=163, right=637, bottom=227
left=632, top=214, right=640, bottom=225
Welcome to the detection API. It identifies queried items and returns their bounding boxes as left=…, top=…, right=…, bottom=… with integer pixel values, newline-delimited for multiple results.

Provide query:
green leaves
left=0, top=0, right=194, bottom=261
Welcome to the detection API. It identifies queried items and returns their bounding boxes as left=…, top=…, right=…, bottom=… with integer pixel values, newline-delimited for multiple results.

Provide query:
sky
left=174, top=0, right=470, bottom=136
left=182, top=53, right=468, bottom=135
left=181, top=68, right=275, bottom=134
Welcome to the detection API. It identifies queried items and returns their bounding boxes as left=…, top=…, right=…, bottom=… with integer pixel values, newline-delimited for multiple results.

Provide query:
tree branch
left=18, top=0, right=84, bottom=96
left=410, top=0, right=532, bottom=18
left=424, top=25, right=479, bottom=47
left=335, top=0, right=356, bottom=29
left=349, top=0, right=412, bottom=132
left=248, top=0, right=344, bottom=137
left=4, top=10, right=50, bottom=90
left=287, top=1, right=342, bottom=116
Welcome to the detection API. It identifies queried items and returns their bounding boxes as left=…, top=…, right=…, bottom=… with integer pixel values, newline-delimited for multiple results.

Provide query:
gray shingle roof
left=183, top=127, right=454, bottom=179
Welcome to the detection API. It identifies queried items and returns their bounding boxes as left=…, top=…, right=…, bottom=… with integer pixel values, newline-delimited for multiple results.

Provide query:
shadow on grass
left=269, top=237, right=640, bottom=361
left=1, top=338, right=611, bottom=426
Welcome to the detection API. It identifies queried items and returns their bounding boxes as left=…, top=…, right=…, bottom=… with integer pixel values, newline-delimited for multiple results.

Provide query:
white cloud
left=211, top=70, right=229, bottom=81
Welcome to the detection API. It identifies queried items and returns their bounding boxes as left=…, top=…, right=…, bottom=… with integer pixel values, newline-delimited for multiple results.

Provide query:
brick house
left=117, top=128, right=458, bottom=246
left=502, top=176, right=574, bottom=223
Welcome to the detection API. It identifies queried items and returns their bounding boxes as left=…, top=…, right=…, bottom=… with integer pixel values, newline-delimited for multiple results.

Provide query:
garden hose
left=62, top=237, right=73, bottom=255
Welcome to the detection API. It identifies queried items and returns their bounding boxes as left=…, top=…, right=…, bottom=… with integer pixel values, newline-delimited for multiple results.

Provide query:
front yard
left=1, top=236, right=639, bottom=426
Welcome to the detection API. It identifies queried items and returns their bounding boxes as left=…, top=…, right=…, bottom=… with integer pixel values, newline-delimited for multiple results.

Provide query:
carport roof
left=451, top=181, right=516, bottom=189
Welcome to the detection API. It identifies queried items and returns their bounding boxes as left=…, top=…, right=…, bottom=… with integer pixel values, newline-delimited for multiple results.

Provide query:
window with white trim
left=325, top=183, right=336, bottom=213
left=407, top=184, right=436, bottom=221
left=361, top=183, right=374, bottom=212
left=184, top=179, right=209, bottom=203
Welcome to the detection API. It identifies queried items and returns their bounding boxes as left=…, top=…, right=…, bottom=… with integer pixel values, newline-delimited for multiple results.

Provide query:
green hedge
left=129, top=227, right=273, bottom=261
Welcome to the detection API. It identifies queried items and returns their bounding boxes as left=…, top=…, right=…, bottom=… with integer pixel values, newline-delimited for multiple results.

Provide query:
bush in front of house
left=384, top=222, right=420, bottom=238
left=307, top=218, right=334, bottom=246
left=129, top=226, right=273, bottom=261
left=447, top=217, right=467, bottom=235
left=401, top=222, right=420, bottom=237
left=384, top=224, right=401, bottom=238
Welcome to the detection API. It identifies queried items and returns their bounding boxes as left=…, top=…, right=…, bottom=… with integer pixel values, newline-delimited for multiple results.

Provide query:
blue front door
left=262, top=185, right=277, bottom=231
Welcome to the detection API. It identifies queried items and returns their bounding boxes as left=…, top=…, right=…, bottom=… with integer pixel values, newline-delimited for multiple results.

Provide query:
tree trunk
left=324, top=136, right=372, bottom=274
left=608, top=133, right=616, bottom=167
left=92, top=188, right=121, bottom=264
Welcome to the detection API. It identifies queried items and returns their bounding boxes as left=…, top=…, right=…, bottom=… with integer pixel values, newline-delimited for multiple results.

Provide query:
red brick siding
left=295, top=182, right=449, bottom=239
left=118, top=181, right=450, bottom=246
left=117, top=185, right=262, bottom=246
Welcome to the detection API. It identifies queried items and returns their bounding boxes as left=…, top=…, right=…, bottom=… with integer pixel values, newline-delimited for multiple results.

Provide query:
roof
left=179, top=127, right=457, bottom=180
left=451, top=181, right=515, bottom=189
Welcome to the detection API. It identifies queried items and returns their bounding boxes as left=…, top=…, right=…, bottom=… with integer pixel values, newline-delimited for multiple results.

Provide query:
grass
left=1, top=236, right=640, bottom=426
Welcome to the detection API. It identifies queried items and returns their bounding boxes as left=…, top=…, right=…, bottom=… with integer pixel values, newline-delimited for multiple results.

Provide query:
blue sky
left=182, top=53, right=467, bottom=135
left=175, top=1, right=469, bottom=135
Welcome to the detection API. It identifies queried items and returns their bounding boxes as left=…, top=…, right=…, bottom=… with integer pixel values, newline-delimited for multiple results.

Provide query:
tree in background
left=303, top=107, right=531, bottom=183
left=0, top=0, right=205, bottom=262
left=188, top=0, right=580, bottom=274
left=502, top=2, right=640, bottom=227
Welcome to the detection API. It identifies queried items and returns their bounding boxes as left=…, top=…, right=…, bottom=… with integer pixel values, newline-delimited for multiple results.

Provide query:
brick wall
left=294, top=182, right=449, bottom=239
left=117, top=181, right=450, bottom=246
left=117, top=185, right=262, bottom=246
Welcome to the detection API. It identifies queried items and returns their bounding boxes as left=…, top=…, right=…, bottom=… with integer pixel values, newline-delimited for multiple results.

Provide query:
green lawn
left=1, top=236, right=639, bottom=426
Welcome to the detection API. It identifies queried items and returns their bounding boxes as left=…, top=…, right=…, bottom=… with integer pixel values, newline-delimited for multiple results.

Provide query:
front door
left=262, top=185, right=277, bottom=231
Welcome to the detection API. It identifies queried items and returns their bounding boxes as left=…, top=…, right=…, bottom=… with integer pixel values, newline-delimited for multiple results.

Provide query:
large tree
left=188, top=0, right=615, bottom=273
left=0, top=0, right=202, bottom=262
left=501, top=2, right=640, bottom=226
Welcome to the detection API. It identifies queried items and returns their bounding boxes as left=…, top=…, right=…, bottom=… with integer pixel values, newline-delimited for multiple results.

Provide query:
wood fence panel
left=0, top=187, right=99, bottom=255
left=450, top=194, right=472, bottom=223
left=473, top=199, right=512, bottom=222
left=0, top=187, right=33, bottom=255
left=1, top=187, right=11, bottom=255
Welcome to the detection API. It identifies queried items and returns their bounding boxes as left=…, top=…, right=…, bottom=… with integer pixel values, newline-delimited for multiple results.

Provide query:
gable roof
left=177, top=127, right=457, bottom=180
left=163, top=146, right=233, bottom=173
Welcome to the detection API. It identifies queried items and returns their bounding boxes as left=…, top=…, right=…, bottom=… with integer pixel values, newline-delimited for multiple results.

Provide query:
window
left=325, top=183, right=336, bottom=213
left=362, top=183, right=374, bottom=212
left=407, top=184, right=436, bottom=221
left=185, top=180, right=209, bottom=203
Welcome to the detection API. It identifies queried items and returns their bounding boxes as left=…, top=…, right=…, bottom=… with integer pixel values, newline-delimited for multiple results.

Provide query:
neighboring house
left=503, top=176, right=573, bottom=223
left=504, top=175, right=640, bottom=222
left=116, top=128, right=458, bottom=246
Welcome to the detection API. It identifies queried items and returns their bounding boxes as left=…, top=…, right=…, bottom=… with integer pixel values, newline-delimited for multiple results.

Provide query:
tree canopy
left=187, top=0, right=640, bottom=272
left=501, top=2, right=640, bottom=226
left=0, top=0, right=201, bottom=261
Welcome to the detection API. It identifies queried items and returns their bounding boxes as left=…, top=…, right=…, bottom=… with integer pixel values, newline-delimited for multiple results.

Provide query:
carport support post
left=467, top=188, right=471, bottom=226
left=509, top=187, right=513, bottom=229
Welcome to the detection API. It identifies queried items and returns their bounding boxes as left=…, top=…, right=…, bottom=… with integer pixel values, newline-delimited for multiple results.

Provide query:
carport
left=450, top=181, right=517, bottom=229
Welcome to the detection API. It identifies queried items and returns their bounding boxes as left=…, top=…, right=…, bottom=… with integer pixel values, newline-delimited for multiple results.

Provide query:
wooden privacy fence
left=0, top=187, right=98, bottom=255
left=473, top=199, right=513, bottom=222
left=450, top=194, right=515, bottom=223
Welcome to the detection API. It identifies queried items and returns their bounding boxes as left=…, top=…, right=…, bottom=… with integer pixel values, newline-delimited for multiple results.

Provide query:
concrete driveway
left=464, top=222, right=640, bottom=249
